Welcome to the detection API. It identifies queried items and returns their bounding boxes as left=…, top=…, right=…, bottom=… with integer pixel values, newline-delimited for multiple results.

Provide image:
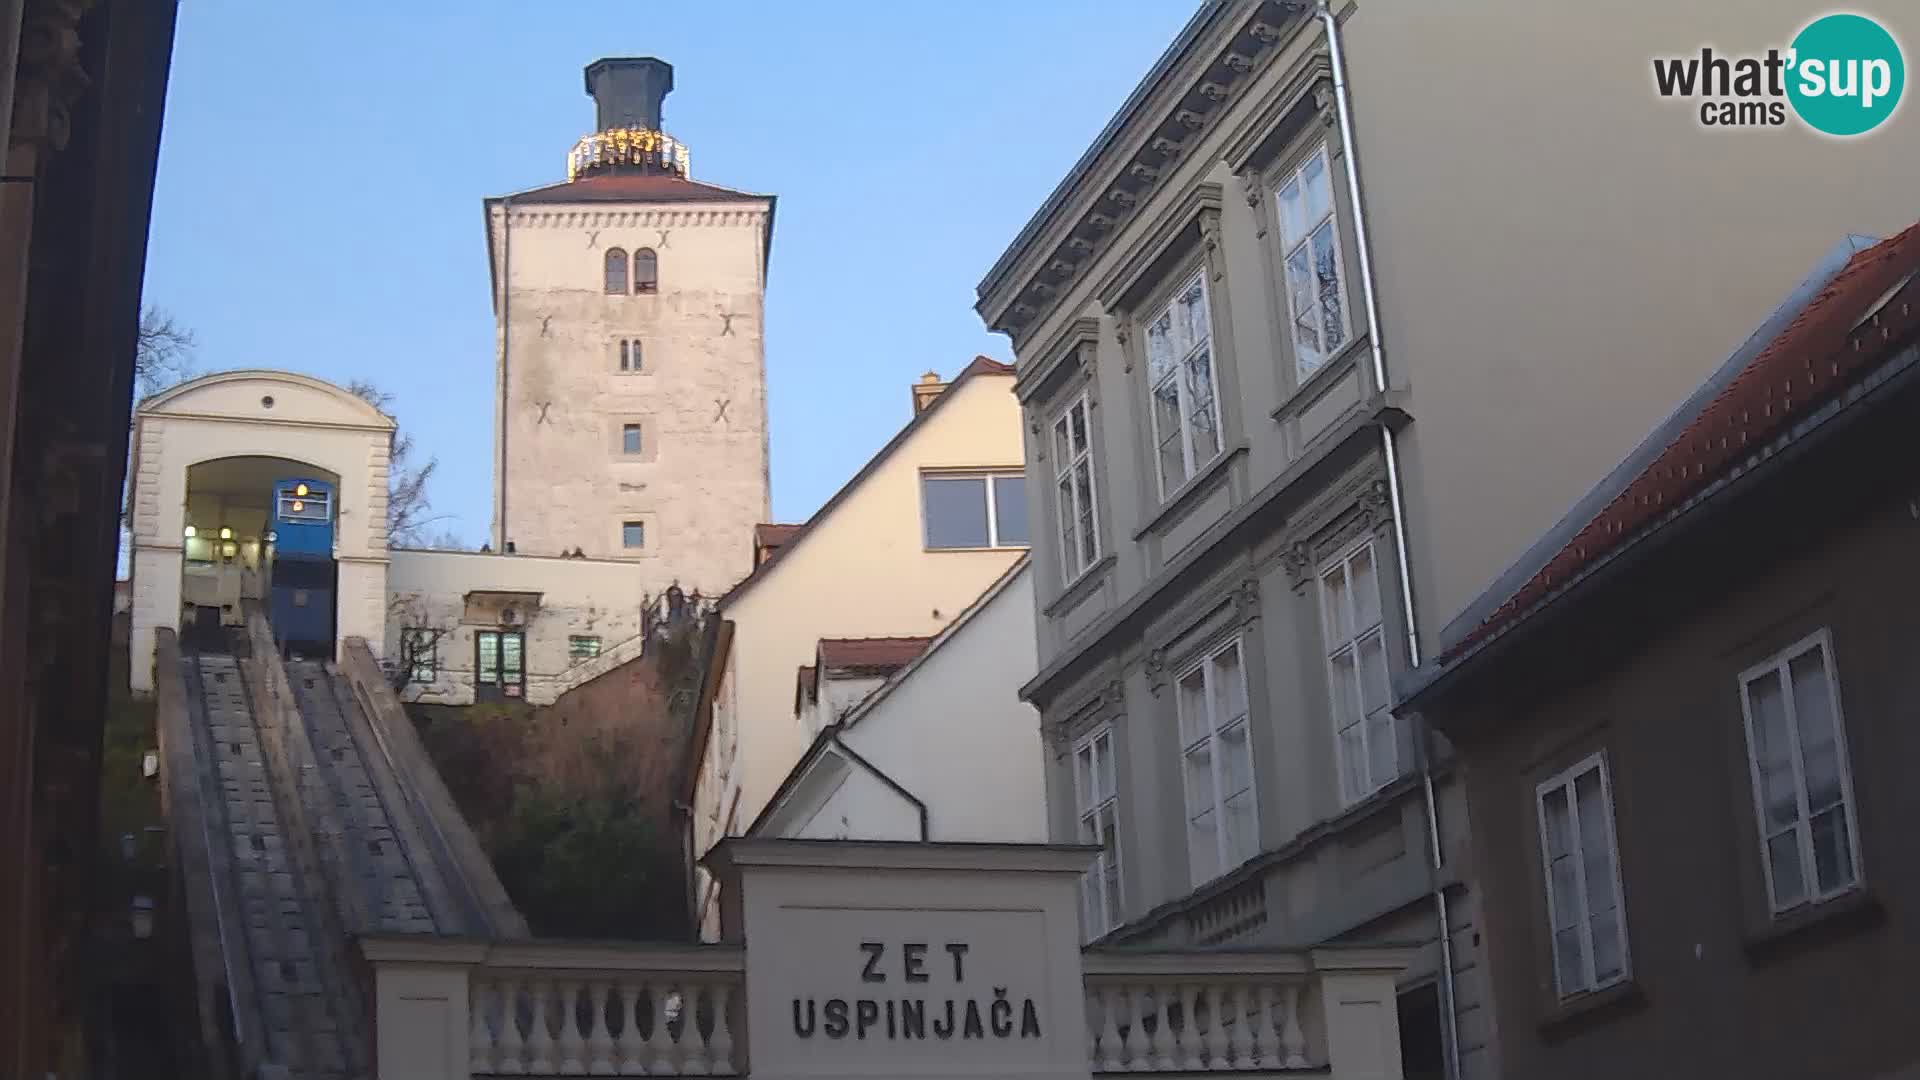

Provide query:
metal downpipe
left=1318, top=4, right=1461, bottom=1078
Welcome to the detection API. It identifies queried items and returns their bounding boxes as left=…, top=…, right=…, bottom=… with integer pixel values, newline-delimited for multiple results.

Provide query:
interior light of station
left=219, top=527, right=233, bottom=540
left=183, top=525, right=196, bottom=538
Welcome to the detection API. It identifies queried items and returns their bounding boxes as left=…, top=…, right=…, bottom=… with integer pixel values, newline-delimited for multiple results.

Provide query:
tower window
left=634, top=248, right=658, bottom=294
left=604, top=247, right=629, bottom=294
left=622, top=423, right=643, bottom=455
left=618, top=338, right=643, bottom=372
left=622, top=521, right=646, bottom=549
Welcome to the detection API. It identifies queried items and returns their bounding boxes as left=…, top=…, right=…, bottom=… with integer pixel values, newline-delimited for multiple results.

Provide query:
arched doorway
left=180, top=455, right=342, bottom=655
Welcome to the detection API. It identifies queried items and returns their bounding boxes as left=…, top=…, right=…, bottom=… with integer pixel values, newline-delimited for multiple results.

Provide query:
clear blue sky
left=142, top=2, right=1199, bottom=545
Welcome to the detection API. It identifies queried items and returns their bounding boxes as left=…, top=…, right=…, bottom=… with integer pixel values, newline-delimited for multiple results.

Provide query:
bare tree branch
left=346, top=378, right=443, bottom=548
left=135, top=307, right=195, bottom=394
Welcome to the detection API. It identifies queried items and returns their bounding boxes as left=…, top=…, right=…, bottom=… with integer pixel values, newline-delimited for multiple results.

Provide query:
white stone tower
left=485, top=57, right=773, bottom=596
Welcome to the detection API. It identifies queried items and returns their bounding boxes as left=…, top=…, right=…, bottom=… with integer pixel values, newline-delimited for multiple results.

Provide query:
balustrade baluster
left=528, top=979, right=557, bottom=1073
left=498, top=977, right=528, bottom=1075
left=1204, top=985, right=1230, bottom=1069
left=647, top=982, right=677, bottom=1075
left=1180, top=984, right=1204, bottom=1070
left=708, top=982, right=736, bottom=1075
left=1278, top=984, right=1308, bottom=1068
left=1226, top=985, right=1251, bottom=1069
left=558, top=980, right=587, bottom=1074
left=587, top=980, right=617, bottom=1075
left=1094, top=986, right=1122, bottom=1072
left=1249, top=984, right=1278, bottom=1069
left=682, top=983, right=712, bottom=1075
left=1150, top=984, right=1176, bottom=1071
left=615, top=981, right=647, bottom=1076
left=472, top=980, right=498, bottom=1075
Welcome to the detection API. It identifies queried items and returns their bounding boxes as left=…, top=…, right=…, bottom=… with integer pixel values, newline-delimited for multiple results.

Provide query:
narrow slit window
left=622, top=423, right=643, bottom=455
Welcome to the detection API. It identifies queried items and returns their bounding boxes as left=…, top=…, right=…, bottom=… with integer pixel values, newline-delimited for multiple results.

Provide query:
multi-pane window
left=1319, top=540, right=1396, bottom=805
left=622, top=423, right=643, bottom=455
left=475, top=630, right=525, bottom=700
left=1536, top=753, right=1629, bottom=998
left=1074, top=727, right=1123, bottom=940
left=1738, top=630, right=1862, bottom=913
left=1276, top=146, right=1350, bottom=379
left=403, top=628, right=436, bottom=683
left=922, top=471, right=1028, bottom=549
left=604, top=247, right=629, bottom=294
left=622, top=521, right=646, bottom=549
left=1051, top=393, right=1100, bottom=581
left=1145, top=271, right=1222, bottom=497
left=1176, top=638, right=1257, bottom=887
left=568, top=635, right=602, bottom=663
left=634, top=248, right=659, bottom=294
left=618, top=338, right=643, bottom=372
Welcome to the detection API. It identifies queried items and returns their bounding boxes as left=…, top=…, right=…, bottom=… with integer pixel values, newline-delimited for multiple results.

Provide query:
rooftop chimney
left=911, top=371, right=947, bottom=414
left=585, top=57, right=674, bottom=134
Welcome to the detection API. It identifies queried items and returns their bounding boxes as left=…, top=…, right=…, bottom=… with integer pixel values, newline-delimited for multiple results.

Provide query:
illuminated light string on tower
left=566, top=127, right=692, bottom=181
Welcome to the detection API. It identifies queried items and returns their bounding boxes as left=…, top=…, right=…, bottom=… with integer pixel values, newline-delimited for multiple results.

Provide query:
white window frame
left=1737, top=628, right=1864, bottom=915
left=1274, top=144, right=1353, bottom=381
left=1317, top=537, right=1397, bottom=805
left=1143, top=269, right=1224, bottom=500
left=1051, top=391, right=1101, bottom=583
left=1175, top=637, right=1258, bottom=888
left=921, top=470, right=1028, bottom=550
left=1073, top=726, right=1123, bottom=940
left=1534, top=752, right=1631, bottom=999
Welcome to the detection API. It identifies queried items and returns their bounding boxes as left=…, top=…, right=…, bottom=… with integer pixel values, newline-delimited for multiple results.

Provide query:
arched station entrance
left=179, top=456, right=342, bottom=655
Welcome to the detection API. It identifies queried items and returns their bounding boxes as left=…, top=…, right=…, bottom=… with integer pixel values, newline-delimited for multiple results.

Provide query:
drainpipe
left=497, top=197, right=513, bottom=551
left=1318, top=5, right=1461, bottom=1080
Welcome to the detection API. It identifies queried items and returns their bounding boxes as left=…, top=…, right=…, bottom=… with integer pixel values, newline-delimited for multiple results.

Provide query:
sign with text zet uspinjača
left=716, top=840, right=1096, bottom=1080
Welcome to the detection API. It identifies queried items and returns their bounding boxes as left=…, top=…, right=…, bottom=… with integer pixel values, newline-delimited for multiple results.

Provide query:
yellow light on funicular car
left=295, top=483, right=308, bottom=497
left=291, top=500, right=304, bottom=513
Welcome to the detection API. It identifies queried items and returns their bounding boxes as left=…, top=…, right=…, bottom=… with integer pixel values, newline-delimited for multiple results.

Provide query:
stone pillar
left=1312, top=948, right=1410, bottom=1080
left=362, top=938, right=487, bottom=1080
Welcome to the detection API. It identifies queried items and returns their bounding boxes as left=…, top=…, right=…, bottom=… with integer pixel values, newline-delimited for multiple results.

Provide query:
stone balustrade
left=362, top=937, right=1409, bottom=1080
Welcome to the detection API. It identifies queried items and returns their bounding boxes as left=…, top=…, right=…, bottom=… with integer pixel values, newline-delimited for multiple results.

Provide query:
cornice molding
left=1093, top=180, right=1225, bottom=313
left=981, top=0, right=1312, bottom=346
left=505, top=208, right=768, bottom=230
left=1015, top=315, right=1105, bottom=405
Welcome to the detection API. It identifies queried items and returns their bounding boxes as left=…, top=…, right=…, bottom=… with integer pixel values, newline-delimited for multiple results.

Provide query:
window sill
left=1132, top=444, right=1247, bottom=542
left=1741, top=885, right=1883, bottom=964
left=1044, top=553, right=1116, bottom=618
left=1537, top=979, right=1645, bottom=1043
left=924, top=544, right=1030, bottom=555
left=1270, top=334, right=1370, bottom=422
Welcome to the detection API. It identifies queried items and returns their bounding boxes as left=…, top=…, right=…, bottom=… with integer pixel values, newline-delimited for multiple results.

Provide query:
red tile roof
left=1442, top=222, right=1920, bottom=662
left=506, top=173, right=768, bottom=205
left=753, top=523, right=803, bottom=564
left=816, top=637, right=933, bottom=674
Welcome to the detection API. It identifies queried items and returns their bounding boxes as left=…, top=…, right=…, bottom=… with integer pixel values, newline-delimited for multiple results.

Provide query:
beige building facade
left=976, top=4, right=1919, bottom=1080
left=688, top=360, right=1029, bottom=940
left=487, top=57, right=773, bottom=596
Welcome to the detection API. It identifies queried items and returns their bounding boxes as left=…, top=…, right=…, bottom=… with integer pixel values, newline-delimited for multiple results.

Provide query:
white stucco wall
left=385, top=547, right=652, bottom=707
left=704, top=370, right=1027, bottom=854
left=489, top=193, right=772, bottom=598
left=126, top=371, right=395, bottom=693
left=759, top=563, right=1047, bottom=846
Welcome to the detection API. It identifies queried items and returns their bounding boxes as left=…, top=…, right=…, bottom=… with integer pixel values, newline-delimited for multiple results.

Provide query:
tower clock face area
left=491, top=57, right=773, bottom=599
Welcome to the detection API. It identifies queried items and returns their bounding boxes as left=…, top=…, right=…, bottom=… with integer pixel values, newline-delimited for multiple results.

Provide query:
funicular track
left=157, top=607, right=527, bottom=1080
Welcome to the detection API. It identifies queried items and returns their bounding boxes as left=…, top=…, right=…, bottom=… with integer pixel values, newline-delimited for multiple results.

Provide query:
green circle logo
left=1787, top=13, right=1905, bottom=136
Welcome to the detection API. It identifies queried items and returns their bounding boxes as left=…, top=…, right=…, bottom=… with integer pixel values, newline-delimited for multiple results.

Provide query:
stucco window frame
left=1735, top=626, right=1866, bottom=918
left=1172, top=634, right=1259, bottom=890
left=1073, top=724, right=1125, bottom=941
left=1093, top=181, right=1246, bottom=518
